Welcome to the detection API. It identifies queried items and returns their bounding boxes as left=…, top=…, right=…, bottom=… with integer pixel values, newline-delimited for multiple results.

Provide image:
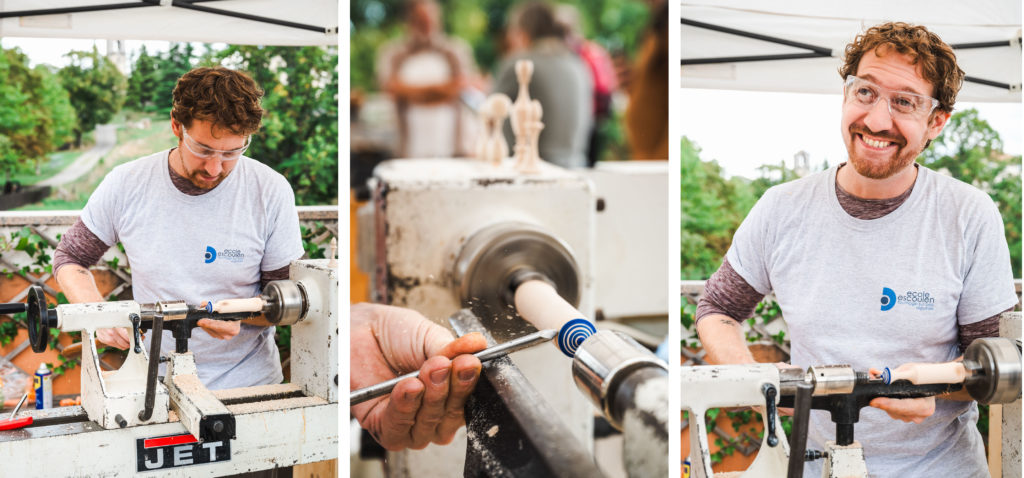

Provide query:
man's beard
left=181, top=158, right=226, bottom=189
left=846, top=123, right=922, bottom=180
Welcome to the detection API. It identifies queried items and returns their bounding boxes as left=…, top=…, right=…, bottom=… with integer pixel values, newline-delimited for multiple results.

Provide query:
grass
left=16, top=111, right=176, bottom=211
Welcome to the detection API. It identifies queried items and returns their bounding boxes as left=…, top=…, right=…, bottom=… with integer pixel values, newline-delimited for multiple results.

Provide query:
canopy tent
left=681, top=0, right=1021, bottom=103
left=0, top=0, right=337, bottom=46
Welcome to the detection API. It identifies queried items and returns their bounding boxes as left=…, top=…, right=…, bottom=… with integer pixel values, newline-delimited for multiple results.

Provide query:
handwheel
left=26, top=286, right=50, bottom=353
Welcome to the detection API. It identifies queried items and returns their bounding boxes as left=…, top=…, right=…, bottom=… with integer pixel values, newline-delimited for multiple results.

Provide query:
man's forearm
left=55, top=264, right=104, bottom=303
left=696, top=313, right=756, bottom=365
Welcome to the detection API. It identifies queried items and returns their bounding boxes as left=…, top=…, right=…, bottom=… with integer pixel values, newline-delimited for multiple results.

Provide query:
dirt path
left=38, top=124, right=117, bottom=187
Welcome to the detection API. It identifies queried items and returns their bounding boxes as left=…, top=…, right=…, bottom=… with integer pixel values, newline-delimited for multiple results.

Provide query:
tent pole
left=682, top=18, right=833, bottom=56
left=683, top=52, right=826, bottom=65
left=172, top=0, right=335, bottom=34
left=0, top=2, right=157, bottom=19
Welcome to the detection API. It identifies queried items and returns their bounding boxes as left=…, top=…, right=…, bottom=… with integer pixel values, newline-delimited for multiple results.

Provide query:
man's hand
left=866, top=366, right=938, bottom=423
left=96, top=328, right=131, bottom=349
left=869, top=396, right=936, bottom=424
left=350, top=303, right=485, bottom=451
left=197, top=319, right=241, bottom=340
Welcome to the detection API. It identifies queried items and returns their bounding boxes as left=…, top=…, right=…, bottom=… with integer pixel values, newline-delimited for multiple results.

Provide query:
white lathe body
left=369, top=158, right=597, bottom=477
left=682, top=336, right=1021, bottom=478
left=0, top=259, right=338, bottom=477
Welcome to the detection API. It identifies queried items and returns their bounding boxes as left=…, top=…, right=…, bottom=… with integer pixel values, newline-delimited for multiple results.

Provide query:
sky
left=680, top=88, right=1023, bottom=179
left=0, top=37, right=224, bottom=70
left=0, top=37, right=175, bottom=68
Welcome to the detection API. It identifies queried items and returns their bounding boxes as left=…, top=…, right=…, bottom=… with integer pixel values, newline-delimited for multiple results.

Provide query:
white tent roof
left=681, top=0, right=1022, bottom=102
left=0, top=0, right=337, bottom=46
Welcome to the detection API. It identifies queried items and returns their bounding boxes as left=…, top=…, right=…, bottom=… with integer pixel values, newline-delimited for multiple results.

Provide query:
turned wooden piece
left=881, top=362, right=969, bottom=385
left=210, top=297, right=265, bottom=314
left=475, top=93, right=512, bottom=165
left=511, top=60, right=535, bottom=166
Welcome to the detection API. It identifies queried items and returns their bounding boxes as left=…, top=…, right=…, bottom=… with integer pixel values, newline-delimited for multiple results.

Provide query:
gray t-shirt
left=81, top=150, right=304, bottom=390
left=726, top=165, right=1017, bottom=477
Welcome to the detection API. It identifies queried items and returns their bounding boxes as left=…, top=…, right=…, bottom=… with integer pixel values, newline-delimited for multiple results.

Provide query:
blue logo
left=205, top=246, right=217, bottom=264
left=880, top=287, right=896, bottom=311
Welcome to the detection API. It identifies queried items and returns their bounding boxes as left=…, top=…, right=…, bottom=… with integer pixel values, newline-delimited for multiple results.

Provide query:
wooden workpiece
left=210, top=297, right=265, bottom=314
left=883, top=362, right=968, bottom=385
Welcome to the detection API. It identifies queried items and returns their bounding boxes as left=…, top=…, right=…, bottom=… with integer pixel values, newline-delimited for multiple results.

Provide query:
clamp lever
left=130, top=313, right=143, bottom=354
left=762, top=383, right=779, bottom=447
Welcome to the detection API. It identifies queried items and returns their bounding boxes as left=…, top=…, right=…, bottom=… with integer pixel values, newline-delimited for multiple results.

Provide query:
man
left=695, top=22, right=1017, bottom=477
left=495, top=1, right=593, bottom=168
left=56, top=67, right=483, bottom=451
left=377, top=0, right=479, bottom=158
left=54, top=66, right=303, bottom=390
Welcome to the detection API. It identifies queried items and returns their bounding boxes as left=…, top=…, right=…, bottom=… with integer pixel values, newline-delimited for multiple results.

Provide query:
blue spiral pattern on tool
left=205, top=302, right=213, bottom=313
left=557, top=318, right=596, bottom=358
left=881, top=367, right=893, bottom=385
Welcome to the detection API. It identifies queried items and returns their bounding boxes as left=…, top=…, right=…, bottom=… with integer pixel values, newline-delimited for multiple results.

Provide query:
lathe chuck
left=453, top=222, right=580, bottom=341
left=964, top=337, right=1022, bottom=404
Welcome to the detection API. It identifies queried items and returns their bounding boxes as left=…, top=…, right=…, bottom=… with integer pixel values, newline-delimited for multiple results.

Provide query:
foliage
left=920, top=108, right=1022, bottom=277
left=350, top=0, right=652, bottom=92
left=0, top=47, right=76, bottom=179
left=125, top=44, right=162, bottom=112
left=212, top=45, right=339, bottom=205
left=300, top=221, right=332, bottom=259
left=59, top=47, right=127, bottom=147
left=680, top=137, right=757, bottom=279
left=0, top=228, right=78, bottom=376
left=125, top=43, right=196, bottom=115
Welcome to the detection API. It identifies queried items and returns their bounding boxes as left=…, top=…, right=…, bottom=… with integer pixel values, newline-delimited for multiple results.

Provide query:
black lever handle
left=130, top=313, right=143, bottom=354
left=762, top=382, right=779, bottom=447
left=138, top=314, right=164, bottom=422
left=787, top=381, right=814, bottom=478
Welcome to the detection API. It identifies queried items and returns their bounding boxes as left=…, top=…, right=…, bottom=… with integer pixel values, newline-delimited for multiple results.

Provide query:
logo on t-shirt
left=204, top=246, right=244, bottom=264
left=220, top=249, right=244, bottom=263
left=880, top=287, right=935, bottom=312
left=880, top=287, right=896, bottom=311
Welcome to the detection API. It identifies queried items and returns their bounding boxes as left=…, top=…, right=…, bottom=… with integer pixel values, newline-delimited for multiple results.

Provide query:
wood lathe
left=0, top=259, right=338, bottom=477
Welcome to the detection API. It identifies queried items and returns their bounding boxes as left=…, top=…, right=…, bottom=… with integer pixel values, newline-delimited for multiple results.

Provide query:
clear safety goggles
left=182, top=126, right=251, bottom=161
left=844, top=75, right=940, bottom=119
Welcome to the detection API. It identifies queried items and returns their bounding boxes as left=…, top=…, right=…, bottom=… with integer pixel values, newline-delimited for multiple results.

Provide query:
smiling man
left=53, top=67, right=304, bottom=390
left=694, top=23, right=1017, bottom=477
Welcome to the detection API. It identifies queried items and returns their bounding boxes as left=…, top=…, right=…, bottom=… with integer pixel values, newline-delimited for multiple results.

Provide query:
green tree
left=126, top=44, right=161, bottom=112
left=920, top=108, right=1022, bottom=277
left=0, top=47, right=76, bottom=179
left=215, top=45, right=339, bottom=205
left=680, top=137, right=757, bottom=279
left=59, top=47, right=127, bottom=147
left=150, top=43, right=196, bottom=114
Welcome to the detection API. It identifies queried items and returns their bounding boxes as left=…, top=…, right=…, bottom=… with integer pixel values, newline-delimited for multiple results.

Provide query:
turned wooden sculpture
left=475, top=93, right=512, bottom=166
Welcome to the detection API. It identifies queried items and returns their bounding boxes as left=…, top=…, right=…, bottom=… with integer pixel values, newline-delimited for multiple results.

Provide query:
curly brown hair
left=839, top=22, right=964, bottom=113
left=171, top=67, right=264, bottom=136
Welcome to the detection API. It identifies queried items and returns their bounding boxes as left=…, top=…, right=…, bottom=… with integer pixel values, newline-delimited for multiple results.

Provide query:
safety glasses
left=181, top=126, right=251, bottom=161
left=844, top=75, right=939, bottom=119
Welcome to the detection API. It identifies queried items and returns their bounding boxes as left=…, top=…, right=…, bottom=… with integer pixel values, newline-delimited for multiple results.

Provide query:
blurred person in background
left=494, top=1, right=593, bottom=168
left=555, top=4, right=618, bottom=166
left=377, top=0, right=480, bottom=158
left=621, top=0, right=668, bottom=160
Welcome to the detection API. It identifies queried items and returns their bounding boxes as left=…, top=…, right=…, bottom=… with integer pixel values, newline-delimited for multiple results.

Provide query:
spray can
left=34, top=363, right=52, bottom=409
